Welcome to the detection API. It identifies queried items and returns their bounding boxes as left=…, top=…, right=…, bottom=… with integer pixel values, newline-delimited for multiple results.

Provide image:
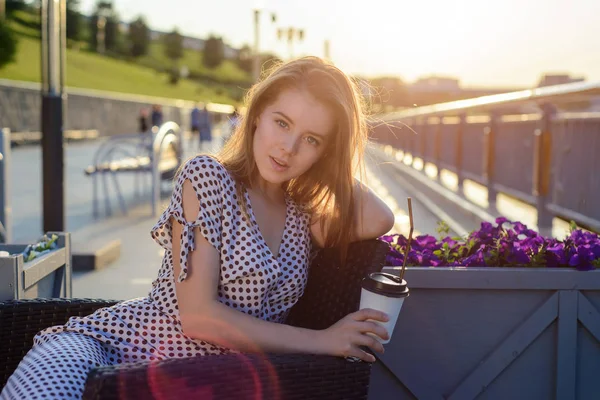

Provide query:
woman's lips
left=270, top=156, right=289, bottom=172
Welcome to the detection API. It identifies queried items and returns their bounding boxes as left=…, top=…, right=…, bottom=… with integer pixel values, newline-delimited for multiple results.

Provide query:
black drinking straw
left=400, top=198, right=414, bottom=281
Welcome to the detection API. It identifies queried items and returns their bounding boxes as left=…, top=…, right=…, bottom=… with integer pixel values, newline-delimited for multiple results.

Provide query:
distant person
left=1, top=57, right=394, bottom=399
left=189, top=103, right=201, bottom=149
left=197, top=104, right=213, bottom=151
left=190, top=103, right=201, bottom=135
left=138, top=108, right=149, bottom=133
left=223, top=107, right=240, bottom=145
left=151, top=104, right=163, bottom=128
left=230, top=107, right=240, bottom=130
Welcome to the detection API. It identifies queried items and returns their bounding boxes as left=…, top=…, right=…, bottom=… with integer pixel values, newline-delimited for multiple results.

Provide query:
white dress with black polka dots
left=1, top=155, right=312, bottom=400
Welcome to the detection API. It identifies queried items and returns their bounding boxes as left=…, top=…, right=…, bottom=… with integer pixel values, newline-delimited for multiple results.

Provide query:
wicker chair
left=0, top=239, right=390, bottom=400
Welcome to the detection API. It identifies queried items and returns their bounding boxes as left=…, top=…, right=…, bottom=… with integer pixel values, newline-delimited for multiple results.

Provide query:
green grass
left=139, top=42, right=250, bottom=85
left=0, top=11, right=248, bottom=104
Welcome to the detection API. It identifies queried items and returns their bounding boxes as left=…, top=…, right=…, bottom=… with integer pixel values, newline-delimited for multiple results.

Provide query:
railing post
left=456, top=113, right=466, bottom=192
left=408, top=118, right=416, bottom=159
left=483, top=113, right=498, bottom=211
left=402, top=119, right=410, bottom=153
left=434, top=116, right=442, bottom=180
left=533, top=103, right=555, bottom=236
left=0, top=128, right=12, bottom=243
left=419, top=117, right=428, bottom=165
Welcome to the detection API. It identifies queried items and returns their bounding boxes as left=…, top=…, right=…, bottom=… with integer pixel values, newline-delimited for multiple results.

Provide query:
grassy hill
left=138, top=42, right=250, bottom=85
left=0, top=11, right=250, bottom=105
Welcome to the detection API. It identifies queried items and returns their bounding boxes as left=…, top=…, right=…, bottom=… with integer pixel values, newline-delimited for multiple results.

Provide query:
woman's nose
left=280, top=134, right=300, bottom=155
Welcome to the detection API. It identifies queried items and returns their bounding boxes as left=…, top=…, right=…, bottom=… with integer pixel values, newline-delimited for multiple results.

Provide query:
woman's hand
left=316, top=308, right=390, bottom=362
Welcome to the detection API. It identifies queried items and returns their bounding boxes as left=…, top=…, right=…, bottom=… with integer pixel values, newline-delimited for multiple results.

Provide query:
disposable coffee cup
left=359, top=272, right=409, bottom=344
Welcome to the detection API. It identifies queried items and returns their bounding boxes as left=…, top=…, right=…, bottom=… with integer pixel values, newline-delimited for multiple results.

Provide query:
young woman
left=1, top=56, right=395, bottom=400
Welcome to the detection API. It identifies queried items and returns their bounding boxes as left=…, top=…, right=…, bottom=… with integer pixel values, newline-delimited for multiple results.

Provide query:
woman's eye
left=306, top=136, right=319, bottom=146
left=276, top=120, right=288, bottom=129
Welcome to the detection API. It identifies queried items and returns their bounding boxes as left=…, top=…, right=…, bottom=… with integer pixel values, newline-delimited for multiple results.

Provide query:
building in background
left=537, top=73, right=585, bottom=87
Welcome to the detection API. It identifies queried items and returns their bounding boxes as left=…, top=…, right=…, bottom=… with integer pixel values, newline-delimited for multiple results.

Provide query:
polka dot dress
left=1, top=155, right=312, bottom=400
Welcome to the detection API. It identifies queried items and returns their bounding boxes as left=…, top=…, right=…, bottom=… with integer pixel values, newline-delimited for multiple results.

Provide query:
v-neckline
left=243, top=186, right=291, bottom=262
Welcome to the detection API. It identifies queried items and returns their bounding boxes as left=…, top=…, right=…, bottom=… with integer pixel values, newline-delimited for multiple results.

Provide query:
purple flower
left=496, top=217, right=510, bottom=226
left=379, top=217, right=599, bottom=270
left=380, top=235, right=397, bottom=244
left=506, top=246, right=530, bottom=265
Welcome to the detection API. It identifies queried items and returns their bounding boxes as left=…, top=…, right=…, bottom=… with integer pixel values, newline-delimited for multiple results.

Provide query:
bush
left=0, top=19, right=18, bottom=69
left=382, top=217, right=600, bottom=270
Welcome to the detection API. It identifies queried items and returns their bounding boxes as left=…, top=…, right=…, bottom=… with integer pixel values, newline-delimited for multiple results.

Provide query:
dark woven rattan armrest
left=286, top=239, right=391, bottom=330
left=83, top=352, right=371, bottom=400
left=0, top=298, right=119, bottom=388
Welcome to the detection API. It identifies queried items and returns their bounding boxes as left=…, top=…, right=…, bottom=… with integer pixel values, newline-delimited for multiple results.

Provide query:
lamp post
left=252, top=2, right=277, bottom=82
left=41, top=0, right=66, bottom=233
left=252, top=6, right=261, bottom=82
left=96, top=15, right=107, bottom=54
left=276, top=26, right=304, bottom=60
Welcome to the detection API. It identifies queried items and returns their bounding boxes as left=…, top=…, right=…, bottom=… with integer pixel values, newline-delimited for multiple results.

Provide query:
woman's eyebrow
left=273, top=111, right=294, bottom=125
left=272, top=111, right=328, bottom=139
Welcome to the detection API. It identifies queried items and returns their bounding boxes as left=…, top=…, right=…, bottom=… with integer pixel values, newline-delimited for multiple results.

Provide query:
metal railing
left=151, top=122, right=182, bottom=216
left=371, top=81, right=600, bottom=234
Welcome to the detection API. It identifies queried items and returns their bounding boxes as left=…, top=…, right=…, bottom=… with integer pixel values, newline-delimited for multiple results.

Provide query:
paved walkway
left=8, top=131, right=224, bottom=244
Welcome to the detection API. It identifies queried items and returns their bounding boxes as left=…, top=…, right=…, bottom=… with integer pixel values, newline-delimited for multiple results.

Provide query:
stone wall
left=0, top=80, right=234, bottom=136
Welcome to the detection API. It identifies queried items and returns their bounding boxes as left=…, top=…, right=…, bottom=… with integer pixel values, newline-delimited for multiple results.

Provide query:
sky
left=79, top=0, right=600, bottom=88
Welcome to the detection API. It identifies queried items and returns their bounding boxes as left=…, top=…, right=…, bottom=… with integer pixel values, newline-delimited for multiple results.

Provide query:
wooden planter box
left=368, top=266, right=600, bottom=400
left=0, top=232, right=71, bottom=300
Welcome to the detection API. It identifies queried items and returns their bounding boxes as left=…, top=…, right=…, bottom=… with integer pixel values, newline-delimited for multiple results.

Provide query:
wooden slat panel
left=556, top=290, right=578, bottom=400
left=578, top=293, right=600, bottom=341
left=376, top=354, right=445, bottom=400
left=448, top=292, right=559, bottom=400
left=389, top=267, right=600, bottom=290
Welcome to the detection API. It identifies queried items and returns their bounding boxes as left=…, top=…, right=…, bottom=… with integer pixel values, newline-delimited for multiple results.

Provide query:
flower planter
left=367, top=266, right=600, bottom=400
left=0, top=232, right=72, bottom=300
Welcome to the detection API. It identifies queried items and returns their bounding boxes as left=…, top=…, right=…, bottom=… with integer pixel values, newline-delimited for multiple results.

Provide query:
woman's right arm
left=172, top=180, right=389, bottom=362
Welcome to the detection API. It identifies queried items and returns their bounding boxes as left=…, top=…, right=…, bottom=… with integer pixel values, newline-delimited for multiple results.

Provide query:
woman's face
left=253, top=88, right=335, bottom=188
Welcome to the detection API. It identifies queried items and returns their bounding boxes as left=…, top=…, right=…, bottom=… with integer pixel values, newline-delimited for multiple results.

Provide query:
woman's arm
left=351, top=178, right=395, bottom=240
left=311, top=179, right=395, bottom=247
left=172, top=179, right=388, bottom=361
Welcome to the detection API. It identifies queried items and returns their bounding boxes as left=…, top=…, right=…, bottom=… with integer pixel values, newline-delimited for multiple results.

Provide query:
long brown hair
left=217, top=56, right=368, bottom=261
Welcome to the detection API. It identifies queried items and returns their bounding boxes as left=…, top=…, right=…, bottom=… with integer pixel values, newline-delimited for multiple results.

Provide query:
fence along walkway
left=371, top=80, right=600, bottom=236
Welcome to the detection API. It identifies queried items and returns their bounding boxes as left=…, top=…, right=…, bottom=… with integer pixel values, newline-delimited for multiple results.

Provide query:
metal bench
left=84, top=122, right=182, bottom=218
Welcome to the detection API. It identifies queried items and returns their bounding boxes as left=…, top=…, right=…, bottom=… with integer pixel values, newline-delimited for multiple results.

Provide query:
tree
left=0, top=18, right=17, bottom=70
left=66, top=0, right=82, bottom=41
left=202, top=34, right=224, bottom=69
left=235, top=44, right=252, bottom=73
left=163, top=28, right=183, bottom=62
left=6, top=0, right=27, bottom=16
left=128, top=16, right=149, bottom=58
